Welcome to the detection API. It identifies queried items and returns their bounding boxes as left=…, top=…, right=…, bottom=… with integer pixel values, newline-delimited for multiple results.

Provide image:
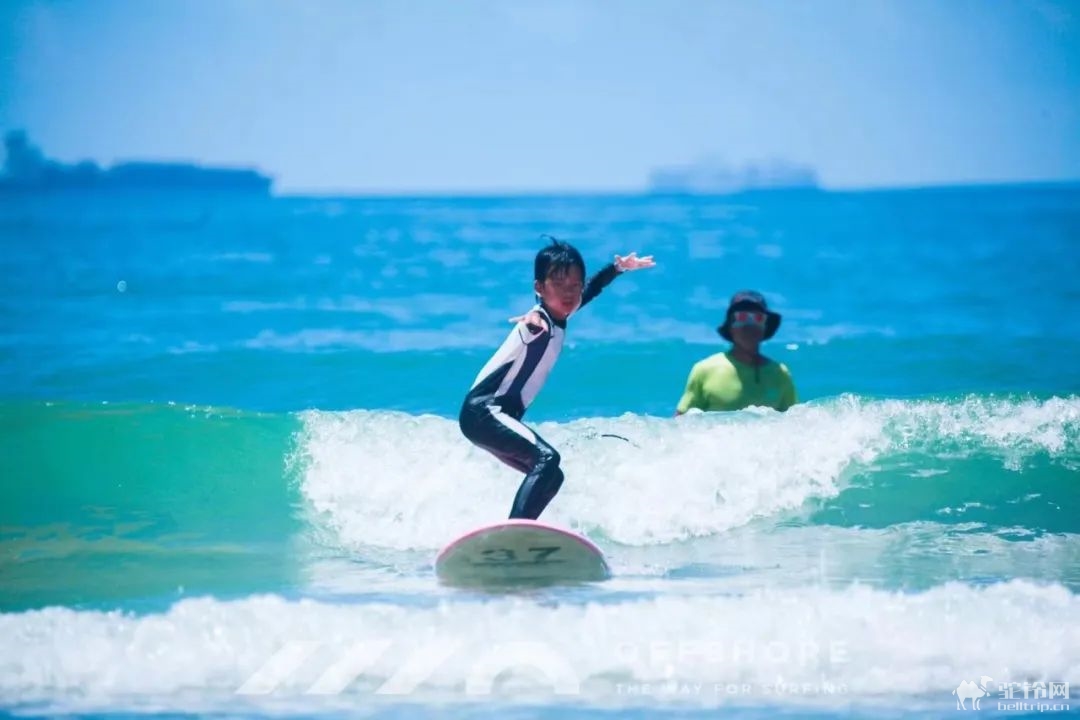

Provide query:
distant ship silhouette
left=0, top=131, right=273, bottom=194
left=648, top=157, right=818, bottom=194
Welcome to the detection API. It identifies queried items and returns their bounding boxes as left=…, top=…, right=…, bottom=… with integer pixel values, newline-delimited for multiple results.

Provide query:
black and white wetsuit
left=459, top=263, right=621, bottom=519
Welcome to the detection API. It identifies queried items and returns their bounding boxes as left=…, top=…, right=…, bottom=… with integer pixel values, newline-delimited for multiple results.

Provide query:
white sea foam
left=289, top=396, right=1079, bottom=550
left=2, top=581, right=1076, bottom=713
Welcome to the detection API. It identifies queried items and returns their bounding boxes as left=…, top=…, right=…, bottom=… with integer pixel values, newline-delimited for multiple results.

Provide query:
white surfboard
left=435, top=519, right=610, bottom=588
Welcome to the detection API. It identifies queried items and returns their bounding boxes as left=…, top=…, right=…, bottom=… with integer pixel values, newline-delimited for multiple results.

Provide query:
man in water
left=675, top=290, right=797, bottom=414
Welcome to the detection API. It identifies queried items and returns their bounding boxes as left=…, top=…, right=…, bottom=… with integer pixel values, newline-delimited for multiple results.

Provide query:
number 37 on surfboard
left=434, top=519, right=610, bottom=588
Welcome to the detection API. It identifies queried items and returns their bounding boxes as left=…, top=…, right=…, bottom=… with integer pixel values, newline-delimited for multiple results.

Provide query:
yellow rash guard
left=676, top=351, right=797, bottom=413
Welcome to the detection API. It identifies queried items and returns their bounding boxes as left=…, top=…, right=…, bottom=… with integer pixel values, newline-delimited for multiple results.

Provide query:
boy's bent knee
left=535, top=442, right=560, bottom=468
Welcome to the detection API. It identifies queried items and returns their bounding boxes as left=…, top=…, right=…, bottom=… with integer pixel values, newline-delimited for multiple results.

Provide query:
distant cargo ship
left=0, top=131, right=273, bottom=194
left=648, top=157, right=819, bottom=194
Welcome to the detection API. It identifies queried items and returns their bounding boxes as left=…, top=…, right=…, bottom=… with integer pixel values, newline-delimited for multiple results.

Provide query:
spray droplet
left=117, top=280, right=127, bottom=293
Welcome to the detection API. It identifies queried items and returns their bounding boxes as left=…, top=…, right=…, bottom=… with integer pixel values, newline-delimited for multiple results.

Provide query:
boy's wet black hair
left=534, top=235, right=586, bottom=283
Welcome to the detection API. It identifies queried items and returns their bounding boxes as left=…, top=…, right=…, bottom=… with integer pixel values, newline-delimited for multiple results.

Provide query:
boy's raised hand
left=615, top=252, right=656, bottom=272
left=509, top=310, right=549, bottom=334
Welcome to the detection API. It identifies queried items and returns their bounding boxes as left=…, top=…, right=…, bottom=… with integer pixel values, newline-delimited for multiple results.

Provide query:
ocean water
left=1, top=187, right=1079, bottom=718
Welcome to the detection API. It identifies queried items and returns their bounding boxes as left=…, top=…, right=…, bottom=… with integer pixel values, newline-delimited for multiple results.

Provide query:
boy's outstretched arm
left=580, top=252, right=656, bottom=308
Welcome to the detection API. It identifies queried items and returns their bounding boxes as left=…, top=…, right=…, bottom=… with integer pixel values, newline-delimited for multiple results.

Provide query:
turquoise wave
left=0, top=402, right=303, bottom=610
left=2, top=395, right=1077, bottom=610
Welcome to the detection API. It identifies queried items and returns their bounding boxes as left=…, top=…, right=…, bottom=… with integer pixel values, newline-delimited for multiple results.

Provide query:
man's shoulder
left=694, top=352, right=736, bottom=373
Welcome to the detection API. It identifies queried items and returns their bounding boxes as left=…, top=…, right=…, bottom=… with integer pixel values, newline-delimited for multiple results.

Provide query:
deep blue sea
left=1, top=187, right=1078, bottom=718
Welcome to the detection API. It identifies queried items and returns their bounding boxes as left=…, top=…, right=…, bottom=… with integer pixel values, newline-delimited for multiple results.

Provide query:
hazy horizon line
left=270, top=177, right=1080, bottom=199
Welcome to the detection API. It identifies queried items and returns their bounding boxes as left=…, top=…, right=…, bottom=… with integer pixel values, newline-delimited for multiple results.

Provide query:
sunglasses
left=730, top=310, right=767, bottom=328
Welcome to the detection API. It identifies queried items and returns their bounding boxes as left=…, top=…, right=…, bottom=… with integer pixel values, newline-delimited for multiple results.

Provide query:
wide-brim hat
left=717, top=290, right=782, bottom=341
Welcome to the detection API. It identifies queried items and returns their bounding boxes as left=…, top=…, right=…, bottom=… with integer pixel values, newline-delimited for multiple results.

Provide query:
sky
left=0, top=0, right=1078, bottom=193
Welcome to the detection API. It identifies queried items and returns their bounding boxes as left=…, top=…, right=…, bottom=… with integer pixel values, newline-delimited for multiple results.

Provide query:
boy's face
left=535, top=266, right=584, bottom=320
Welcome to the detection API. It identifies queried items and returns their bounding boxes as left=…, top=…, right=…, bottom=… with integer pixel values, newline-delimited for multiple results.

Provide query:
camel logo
left=953, top=676, right=994, bottom=710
